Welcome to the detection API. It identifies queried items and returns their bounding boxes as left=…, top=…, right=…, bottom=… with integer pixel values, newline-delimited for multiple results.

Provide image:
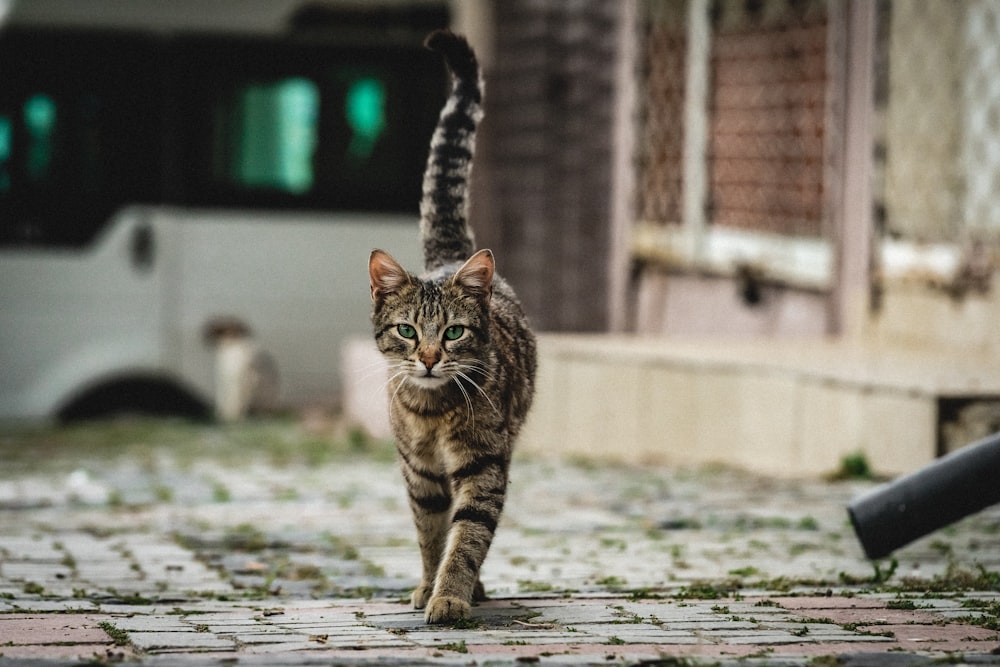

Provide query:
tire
left=56, top=376, right=211, bottom=422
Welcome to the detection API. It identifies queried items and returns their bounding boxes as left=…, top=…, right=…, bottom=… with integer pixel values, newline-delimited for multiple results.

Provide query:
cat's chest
left=395, top=403, right=479, bottom=456
left=395, top=406, right=454, bottom=443
left=391, top=381, right=467, bottom=419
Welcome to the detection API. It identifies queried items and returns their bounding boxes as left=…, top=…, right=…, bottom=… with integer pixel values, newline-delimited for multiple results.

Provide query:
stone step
left=520, top=335, right=1000, bottom=476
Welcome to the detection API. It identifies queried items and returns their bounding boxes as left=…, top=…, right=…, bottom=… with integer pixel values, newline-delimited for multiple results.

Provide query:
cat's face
left=369, top=250, right=494, bottom=390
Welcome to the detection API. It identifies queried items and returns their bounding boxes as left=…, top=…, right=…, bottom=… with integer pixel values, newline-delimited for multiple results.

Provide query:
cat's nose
left=418, top=347, right=441, bottom=370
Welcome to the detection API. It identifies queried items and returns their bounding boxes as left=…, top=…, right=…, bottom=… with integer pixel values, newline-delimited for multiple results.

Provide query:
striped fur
left=419, top=29, right=482, bottom=271
left=368, top=30, right=536, bottom=624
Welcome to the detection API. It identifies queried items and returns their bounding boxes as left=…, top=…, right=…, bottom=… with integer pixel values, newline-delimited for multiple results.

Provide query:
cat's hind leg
left=473, top=579, right=488, bottom=601
left=410, top=500, right=450, bottom=609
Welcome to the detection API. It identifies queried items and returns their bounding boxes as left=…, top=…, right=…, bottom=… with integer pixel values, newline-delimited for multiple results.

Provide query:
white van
left=0, top=0, right=446, bottom=419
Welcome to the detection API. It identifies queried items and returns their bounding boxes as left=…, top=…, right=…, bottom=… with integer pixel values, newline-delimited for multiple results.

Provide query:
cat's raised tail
left=419, top=29, right=483, bottom=272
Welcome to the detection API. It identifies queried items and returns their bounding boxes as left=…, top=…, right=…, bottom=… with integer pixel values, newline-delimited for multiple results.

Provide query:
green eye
left=397, top=324, right=417, bottom=339
left=444, top=325, right=465, bottom=341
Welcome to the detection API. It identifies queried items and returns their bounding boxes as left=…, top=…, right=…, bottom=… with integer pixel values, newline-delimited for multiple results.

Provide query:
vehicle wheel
left=56, top=377, right=211, bottom=422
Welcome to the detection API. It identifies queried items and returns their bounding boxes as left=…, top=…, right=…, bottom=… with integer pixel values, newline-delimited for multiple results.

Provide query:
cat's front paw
left=412, top=582, right=434, bottom=609
left=424, top=595, right=470, bottom=624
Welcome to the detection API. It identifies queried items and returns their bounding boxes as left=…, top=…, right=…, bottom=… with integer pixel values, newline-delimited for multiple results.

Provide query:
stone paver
left=0, top=420, right=998, bottom=665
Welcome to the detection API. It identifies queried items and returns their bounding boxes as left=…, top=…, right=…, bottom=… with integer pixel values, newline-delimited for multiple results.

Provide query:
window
left=634, top=0, right=833, bottom=289
left=22, top=94, right=57, bottom=183
left=217, top=77, right=320, bottom=195
left=0, top=27, right=446, bottom=247
left=0, top=30, right=162, bottom=246
left=178, top=38, right=443, bottom=214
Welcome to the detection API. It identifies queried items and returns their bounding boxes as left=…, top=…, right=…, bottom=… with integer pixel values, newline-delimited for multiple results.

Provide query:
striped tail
left=420, top=29, right=483, bottom=272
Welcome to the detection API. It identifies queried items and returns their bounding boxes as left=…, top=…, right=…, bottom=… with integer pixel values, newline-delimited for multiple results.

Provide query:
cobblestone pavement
left=0, top=419, right=998, bottom=666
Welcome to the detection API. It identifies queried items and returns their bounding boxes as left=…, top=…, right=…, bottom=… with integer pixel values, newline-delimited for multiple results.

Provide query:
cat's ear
left=369, top=250, right=411, bottom=303
left=452, top=249, right=494, bottom=302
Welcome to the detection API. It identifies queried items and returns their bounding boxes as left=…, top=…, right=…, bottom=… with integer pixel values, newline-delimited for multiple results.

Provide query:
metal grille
left=638, top=0, right=829, bottom=238
left=878, top=0, right=1000, bottom=243
left=638, top=0, right=687, bottom=225
left=708, top=0, right=827, bottom=237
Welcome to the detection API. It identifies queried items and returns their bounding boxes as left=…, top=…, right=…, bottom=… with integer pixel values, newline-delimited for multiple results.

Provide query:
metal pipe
left=847, top=430, right=1000, bottom=560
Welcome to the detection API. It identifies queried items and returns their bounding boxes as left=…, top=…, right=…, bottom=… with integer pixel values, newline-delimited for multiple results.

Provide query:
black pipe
left=847, top=430, right=1000, bottom=560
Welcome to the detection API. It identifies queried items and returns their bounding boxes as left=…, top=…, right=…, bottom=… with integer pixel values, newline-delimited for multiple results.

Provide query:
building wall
left=630, top=0, right=839, bottom=338
left=471, top=0, right=620, bottom=332
left=864, top=0, right=1000, bottom=355
left=635, top=272, right=830, bottom=338
left=881, top=0, right=963, bottom=242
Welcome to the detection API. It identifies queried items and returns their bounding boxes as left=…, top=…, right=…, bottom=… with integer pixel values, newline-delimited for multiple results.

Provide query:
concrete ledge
left=518, top=335, right=1000, bottom=476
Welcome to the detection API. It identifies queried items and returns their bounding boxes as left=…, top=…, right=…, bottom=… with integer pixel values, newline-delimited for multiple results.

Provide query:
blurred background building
left=472, top=0, right=1000, bottom=347
left=466, top=0, right=1000, bottom=474
left=3, top=0, right=1000, bottom=475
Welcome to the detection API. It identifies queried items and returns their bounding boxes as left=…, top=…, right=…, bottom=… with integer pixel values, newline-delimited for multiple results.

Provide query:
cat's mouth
left=407, top=372, right=450, bottom=390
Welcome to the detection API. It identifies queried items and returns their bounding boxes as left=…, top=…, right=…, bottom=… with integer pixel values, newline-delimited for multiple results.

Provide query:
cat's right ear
left=369, top=250, right=411, bottom=303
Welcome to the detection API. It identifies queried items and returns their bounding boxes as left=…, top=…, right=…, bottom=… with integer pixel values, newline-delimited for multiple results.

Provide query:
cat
left=202, top=317, right=279, bottom=421
left=367, top=29, right=537, bottom=624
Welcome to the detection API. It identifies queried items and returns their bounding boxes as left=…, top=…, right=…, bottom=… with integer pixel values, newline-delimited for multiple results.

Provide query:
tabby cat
left=368, top=29, right=537, bottom=624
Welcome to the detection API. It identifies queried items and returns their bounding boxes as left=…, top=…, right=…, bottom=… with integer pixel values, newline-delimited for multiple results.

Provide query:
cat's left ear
left=452, top=249, right=494, bottom=302
left=369, top=249, right=411, bottom=303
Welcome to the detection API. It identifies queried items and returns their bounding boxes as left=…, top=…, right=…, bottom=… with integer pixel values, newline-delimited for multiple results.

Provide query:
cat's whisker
left=374, top=359, right=406, bottom=377
left=365, top=359, right=402, bottom=379
left=453, top=361, right=498, bottom=386
left=454, top=370, right=501, bottom=418
left=387, top=372, right=411, bottom=413
left=450, top=375, right=476, bottom=427
left=347, top=352, right=397, bottom=373
left=353, top=361, right=405, bottom=398
left=352, top=365, right=395, bottom=385
left=378, top=369, right=408, bottom=397
left=350, top=355, right=396, bottom=373
left=370, top=363, right=409, bottom=398
left=465, top=357, right=499, bottom=375
left=456, top=361, right=498, bottom=383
